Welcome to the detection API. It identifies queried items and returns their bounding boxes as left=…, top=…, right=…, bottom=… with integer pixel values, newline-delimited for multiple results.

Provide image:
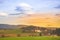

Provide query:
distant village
left=0, top=24, right=60, bottom=37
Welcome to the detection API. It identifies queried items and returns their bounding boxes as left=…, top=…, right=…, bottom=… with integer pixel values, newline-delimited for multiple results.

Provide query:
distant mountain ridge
left=0, top=24, right=28, bottom=29
left=0, top=24, right=41, bottom=29
left=0, top=24, right=59, bottom=29
left=0, top=24, right=16, bottom=29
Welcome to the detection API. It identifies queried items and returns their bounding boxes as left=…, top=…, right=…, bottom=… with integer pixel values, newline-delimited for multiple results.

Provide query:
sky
left=0, top=0, right=60, bottom=27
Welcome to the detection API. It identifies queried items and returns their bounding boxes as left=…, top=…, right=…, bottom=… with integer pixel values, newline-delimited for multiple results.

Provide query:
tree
left=1, top=35, right=5, bottom=37
left=56, top=28, right=60, bottom=36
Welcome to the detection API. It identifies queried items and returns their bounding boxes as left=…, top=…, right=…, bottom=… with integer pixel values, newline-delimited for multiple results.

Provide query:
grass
left=0, top=29, right=22, bottom=34
left=0, top=36, right=60, bottom=40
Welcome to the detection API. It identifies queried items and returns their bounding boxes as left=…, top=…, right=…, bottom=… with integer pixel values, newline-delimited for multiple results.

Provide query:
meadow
left=0, top=36, right=60, bottom=40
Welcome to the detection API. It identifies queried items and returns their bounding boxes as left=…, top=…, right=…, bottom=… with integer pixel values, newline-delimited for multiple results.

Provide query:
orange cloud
left=16, top=14, right=60, bottom=28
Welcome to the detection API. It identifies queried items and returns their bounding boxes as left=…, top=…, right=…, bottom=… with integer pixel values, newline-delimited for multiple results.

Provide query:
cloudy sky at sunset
left=0, top=0, right=60, bottom=27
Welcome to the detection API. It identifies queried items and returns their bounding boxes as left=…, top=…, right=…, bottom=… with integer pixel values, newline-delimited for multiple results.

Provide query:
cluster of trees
left=56, top=28, right=60, bottom=36
left=21, top=25, right=60, bottom=36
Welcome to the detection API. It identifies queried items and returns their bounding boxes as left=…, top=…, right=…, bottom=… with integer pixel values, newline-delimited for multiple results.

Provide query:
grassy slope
left=0, top=29, right=22, bottom=34
left=0, top=36, right=60, bottom=40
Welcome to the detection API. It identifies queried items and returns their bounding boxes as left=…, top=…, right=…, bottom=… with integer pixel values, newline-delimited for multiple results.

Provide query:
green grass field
left=0, top=36, right=60, bottom=40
